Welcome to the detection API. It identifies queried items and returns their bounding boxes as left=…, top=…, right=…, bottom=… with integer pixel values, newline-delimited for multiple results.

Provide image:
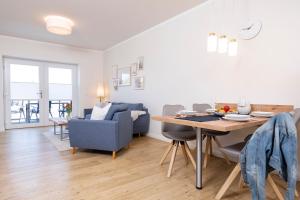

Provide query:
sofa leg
left=71, top=147, right=77, bottom=154
left=112, top=151, right=117, bottom=159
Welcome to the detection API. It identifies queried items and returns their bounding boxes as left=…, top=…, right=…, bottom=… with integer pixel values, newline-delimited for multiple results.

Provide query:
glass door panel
left=48, top=67, right=73, bottom=119
left=5, top=60, right=43, bottom=129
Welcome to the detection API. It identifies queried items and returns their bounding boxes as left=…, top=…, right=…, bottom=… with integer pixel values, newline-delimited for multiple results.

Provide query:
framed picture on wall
left=137, top=57, right=144, bottom=71
left=118, top=67, right=131, bottom=86
left=133, top=76, right=144, bottom=90
left=112, top=79, right=118, bottom=90
left=131, top=63, right=138, bottom=76
left=112, top=65, right=118, bottom=79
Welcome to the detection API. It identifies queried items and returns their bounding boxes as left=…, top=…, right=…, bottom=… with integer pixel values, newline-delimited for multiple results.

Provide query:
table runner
left=176, top=115, right=221, bottom=122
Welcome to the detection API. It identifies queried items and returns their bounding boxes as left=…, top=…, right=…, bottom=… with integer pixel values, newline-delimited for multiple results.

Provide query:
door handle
left=37, top=91, right=43, bottom=99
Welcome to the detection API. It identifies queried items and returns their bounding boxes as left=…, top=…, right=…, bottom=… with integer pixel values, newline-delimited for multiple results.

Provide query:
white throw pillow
left=90, top=103, right=112, bottom=120
left=131, top=110, right=146, bottom=121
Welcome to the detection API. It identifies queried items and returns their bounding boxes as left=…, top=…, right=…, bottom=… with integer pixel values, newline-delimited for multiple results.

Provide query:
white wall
left=103, top=0, right=300, bottom=144
left=0, top=35, right=103, bottom=132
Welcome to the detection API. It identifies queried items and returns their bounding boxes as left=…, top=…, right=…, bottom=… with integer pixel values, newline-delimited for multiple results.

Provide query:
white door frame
left=4, top=57, right=78, bottom=129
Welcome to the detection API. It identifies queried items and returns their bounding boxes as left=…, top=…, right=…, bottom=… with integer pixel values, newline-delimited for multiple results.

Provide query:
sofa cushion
left=90, top=103, right=111, bottom=120
left=112, top=102, right=144, bottom=111
left=105, top=104, right=128, bottom=120
left=85, top=114, right=91, bottom=120
left=131, top=110, right=146, bottom=121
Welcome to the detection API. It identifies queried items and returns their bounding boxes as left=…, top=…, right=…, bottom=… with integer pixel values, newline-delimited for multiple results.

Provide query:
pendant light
left=228, top=38, right=238, bottom=56
left=207, top=32, right=218, bottom=52
left=218, top=35, right=228, bottom=53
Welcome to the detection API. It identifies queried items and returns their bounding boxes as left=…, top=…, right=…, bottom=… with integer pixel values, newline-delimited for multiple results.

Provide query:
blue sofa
left=84, top=102, right=150, bottom=136
left=68, top=109, right=132, bottom=159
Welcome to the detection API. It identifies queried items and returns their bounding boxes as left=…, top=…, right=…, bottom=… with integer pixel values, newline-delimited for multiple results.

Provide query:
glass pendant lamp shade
left=207, top=32, right=218, bottom=52
left=228, top=38, right=238, bottom=56
left=218, top=35, right=228, bottom=54
left=45, top=16, right=74, bottom=35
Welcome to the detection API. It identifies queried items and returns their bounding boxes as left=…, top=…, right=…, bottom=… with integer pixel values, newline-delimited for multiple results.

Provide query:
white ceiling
left=0, top=0, right=207, bottom=50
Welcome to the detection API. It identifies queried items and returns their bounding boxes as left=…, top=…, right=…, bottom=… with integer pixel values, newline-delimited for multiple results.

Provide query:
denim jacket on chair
left=240, top=113, right=298, bottom=200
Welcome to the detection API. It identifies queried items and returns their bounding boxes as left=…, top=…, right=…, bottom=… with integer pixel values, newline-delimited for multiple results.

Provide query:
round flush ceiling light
left=45, top=16, right=74, bottom=35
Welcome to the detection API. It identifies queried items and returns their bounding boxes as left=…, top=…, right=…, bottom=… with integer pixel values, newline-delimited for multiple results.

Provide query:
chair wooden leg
left=272, top=175, right=299, bottom=198
left=215, top=164, right=241, bottom=200
left=213, top=137, right=231, bottom=165
left=238, top=174, right=245, bottom=189
left=184, top=142, right=196, bottom=170
left=209, top=138, right=213, bottom=155
left=160, top=141, right=174, bottom=165
left=204, top=136, right=211, bottom=169
left=295, top=189, right=299, bottom=198
left=267, top=175, right=284, bottom=200
left=167, top=141, right=179, bottom=177
left=180, top=141, right=189, bottom=165
left=71, top=147, right=77, bottom=154
left=112, top=151, right=117, bottom=159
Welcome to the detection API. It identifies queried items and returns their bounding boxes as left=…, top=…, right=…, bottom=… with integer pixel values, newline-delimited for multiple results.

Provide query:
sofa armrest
left=142, top=107, right=149, bottom=113
left=133, top=113, right=150, bottom=134
left=112, top=110, right=133, bottom=149
left=68, top=119, right=119, bottom=151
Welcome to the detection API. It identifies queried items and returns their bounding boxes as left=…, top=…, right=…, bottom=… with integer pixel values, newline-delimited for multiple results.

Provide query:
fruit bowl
left=214, top=111, right=237, bottom=117
left=214, top=105, right=237, bottom=116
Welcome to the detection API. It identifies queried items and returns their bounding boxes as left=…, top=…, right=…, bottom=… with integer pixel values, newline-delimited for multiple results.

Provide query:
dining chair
left=58, top=102, right=66, bottom=117
left=215, top=109, right=300, bottom=200
left=30, top=102, right=39, bottom=122
left=160, top=104, right=196, bottom=177
left=11, top=100, right=26, bottom=123
left=49, top=101, right=53, bottom=118
left=214, top=142, right=288, bottom=200
left=192, top=103, right=231, bottom=168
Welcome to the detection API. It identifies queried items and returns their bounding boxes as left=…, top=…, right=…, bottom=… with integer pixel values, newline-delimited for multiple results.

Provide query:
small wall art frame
left=112, top=65, right=118, bottom=79
left=117, top=66, right=131, bottom=86
left=131, top=63, right=138, bottom=76
left=133, top=76, right=144, bottom=90
left=112, top=79, right=118, bottom=90
left=137, top=56, right=144, bottom=71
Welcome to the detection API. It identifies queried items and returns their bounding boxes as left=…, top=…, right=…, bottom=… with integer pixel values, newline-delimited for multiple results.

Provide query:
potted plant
left=65, top=103, right=72, bottom=120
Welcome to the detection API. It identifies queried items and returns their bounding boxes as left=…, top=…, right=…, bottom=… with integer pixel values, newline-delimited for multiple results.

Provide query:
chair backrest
left=192, top=103, right=212, bottom=113
left=162, top=104, right=193, bottom=132
left=293, top=108, right=300, bottom=133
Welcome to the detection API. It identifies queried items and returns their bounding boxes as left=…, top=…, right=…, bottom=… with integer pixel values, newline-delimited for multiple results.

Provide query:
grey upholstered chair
left=193, top=103, right=231, bottom=168
left=160, top=105, right=196, bottom=177
left=215, top=109, right=300, bottom=200
left=215, top=142, right=298, bottom=200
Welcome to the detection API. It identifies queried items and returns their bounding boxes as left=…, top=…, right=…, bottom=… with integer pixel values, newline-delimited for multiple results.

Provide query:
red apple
left=224, top=105, right=230, bottom=113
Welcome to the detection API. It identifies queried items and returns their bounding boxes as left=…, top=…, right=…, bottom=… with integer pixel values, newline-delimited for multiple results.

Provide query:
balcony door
left=4, top=57, right=78, bottom=129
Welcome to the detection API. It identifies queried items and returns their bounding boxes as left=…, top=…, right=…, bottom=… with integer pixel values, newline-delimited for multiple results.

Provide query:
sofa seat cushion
left=90, top=103, right=111, bottom=120
left=105, top=104, right=128, bottom=120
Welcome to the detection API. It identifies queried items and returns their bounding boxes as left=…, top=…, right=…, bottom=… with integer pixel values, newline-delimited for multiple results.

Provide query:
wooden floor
left=0, top=128, right=297, bottom=200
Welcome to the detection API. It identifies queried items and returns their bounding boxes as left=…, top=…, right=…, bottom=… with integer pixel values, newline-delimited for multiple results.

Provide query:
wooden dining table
left=152, top=103, right=293, bottom=190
